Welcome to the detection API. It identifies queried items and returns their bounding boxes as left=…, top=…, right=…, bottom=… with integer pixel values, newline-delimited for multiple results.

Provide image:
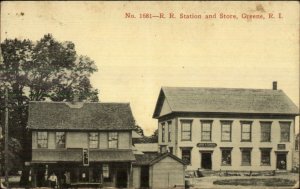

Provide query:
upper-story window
left=221, top=121, right=232, bottom=142
left=168, top=121, right=172, bottom=142
left=181, top=120, right=192, bottom=141
left=161, top=123, right=165, bottom=142
left=37, top=132, right=48, bottom=148
left=56, top=132, right=65, bottom=148
left=260, top=122, right=271, bottom=142
left=201, top=120, right=213, bottom=141
left=108, top=132, right=118, bottom=148
left=89, top=132, right=99, bottom=148
left=280, top=122, right=291, bottom=142
left=241, top=121, right=252, bottom=142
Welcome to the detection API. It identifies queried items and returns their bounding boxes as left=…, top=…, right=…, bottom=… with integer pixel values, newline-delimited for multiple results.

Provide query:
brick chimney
left=272, top=81, right=277, bottom=90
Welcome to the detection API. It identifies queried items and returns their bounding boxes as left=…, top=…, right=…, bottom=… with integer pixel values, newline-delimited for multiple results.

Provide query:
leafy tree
left=0, top=34, right=99, bottom=185
left=134, top=125, right=144, bottom=137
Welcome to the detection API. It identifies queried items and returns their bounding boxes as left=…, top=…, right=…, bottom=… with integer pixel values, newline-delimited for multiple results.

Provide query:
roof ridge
left=162, top=86, right=282, bottom=91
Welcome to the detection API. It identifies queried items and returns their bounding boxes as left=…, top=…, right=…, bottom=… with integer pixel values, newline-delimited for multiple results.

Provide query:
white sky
left=1, top=1, right=299, bottom=135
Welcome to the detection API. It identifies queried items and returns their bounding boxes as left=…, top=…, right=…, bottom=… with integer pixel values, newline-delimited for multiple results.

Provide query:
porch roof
left=31, top=149, right=136, bottom=163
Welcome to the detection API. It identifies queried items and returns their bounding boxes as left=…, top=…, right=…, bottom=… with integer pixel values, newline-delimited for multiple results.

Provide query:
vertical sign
left=83, top=148, right=89, bottom=166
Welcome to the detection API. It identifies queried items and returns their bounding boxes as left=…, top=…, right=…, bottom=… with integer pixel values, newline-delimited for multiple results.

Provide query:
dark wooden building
left=27, top=101, right=136, bottom=188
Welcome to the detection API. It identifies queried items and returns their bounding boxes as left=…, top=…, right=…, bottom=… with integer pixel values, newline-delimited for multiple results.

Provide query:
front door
left=116, top=169, right=127, bottom=188
left=276, top=153, right=287, bottom=170
left=201, top=153, right=212, bottom=169
left=140, top=166, right=149, bottom=188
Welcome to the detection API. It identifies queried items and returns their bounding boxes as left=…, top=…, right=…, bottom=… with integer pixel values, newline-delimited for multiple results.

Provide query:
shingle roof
left=133, top=152, right=187, bottom=166
left=28, top=102, right=135, bottom=130
left=153, top=87, right=299, bottom=118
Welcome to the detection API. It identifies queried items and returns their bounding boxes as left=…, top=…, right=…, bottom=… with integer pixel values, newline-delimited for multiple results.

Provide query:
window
left=221, top=121, right=232, bottom=141
left=108, top=132, right=118, bottom=148
left=181, top=148, right=192, bottom=164
left=161, top=123, right=165, bottom=142
left=240, top=148, right=252, bottom=165
left=169, top=147, right=173, bottom=154
left=221, top=148, right=232, bottom=166
left=37, top=132, right=48, bottom=148
left=296, top=137, right=299, bottom=151
left=181, top=120, right=192, bottom=141
left=280, top=122, right=291, bottom=142
left=103, top=164, right=112, bottom=182
left=89, top=132, right=99, bottom=148
left=260, top=148, right=271, bottom=166
left=201, top=121, right=212, bottom=141
left=160, top=145, right=167, bottom=153
left=56, top=132, right=65, bottom=148
left=260, top=122, right=271, bottom=142
left=241, top=121, right=252, bottom=142
left=168, top=121, right=172, bottom=142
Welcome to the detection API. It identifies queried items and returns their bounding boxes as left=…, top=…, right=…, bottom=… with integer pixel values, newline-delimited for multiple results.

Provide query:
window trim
left=240, top=121, right=252, bottom=142
left=259, top=148, right=272, bottom=166
left=88, top=132, right=99, bottom=149
left=55, top=131, right=66, bottom=149
left=240, top=147, right=252, bottom=166
left=200, top=120, right=213, bottom=142
left=108, top=132, right=118, bottom=149
left=180, top=120, right=193, bottom=141
left=279, top=121, right=291, bottom=142
left=260, top=121, right=272, bottom=142
left=37, top=131, right=48, bottom=149
left=220, top=121, right=232, bottom=142
left=220, top=147, right=233, bottom=166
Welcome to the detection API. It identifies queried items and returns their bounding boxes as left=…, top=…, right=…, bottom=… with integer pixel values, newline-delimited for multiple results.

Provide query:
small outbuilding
left=132, top=153, right=186, bottom=189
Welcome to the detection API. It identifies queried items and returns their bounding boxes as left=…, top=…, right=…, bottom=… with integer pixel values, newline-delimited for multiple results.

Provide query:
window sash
left=56, top=132, right=66, bottom=148
left=221, top=150, right=232, bottom=165
left=280, top=122, right=290, bottom=142
left=89, top=132, right=99, bottom=148
left=161, top=123, right=165, bottom=142
left=108, top=132, right=118, bottom=148
left=182, top=149, right=191, bottom=164
left=261, top=122, right=271, bottom=142
left=261, top=150, right=271, bottom=165
left=168, top=122, right=171, bottom=142
left=241, top=122, right=252, bottom=141
left=181, top=121, right=192, bottom=141
left=37, top=132, right=48, bottom=148
left=201, top=122, right=212, bottom=141
left=221, top=123, right=231, bottom=141
left=241, top=150, right=251, bottom=165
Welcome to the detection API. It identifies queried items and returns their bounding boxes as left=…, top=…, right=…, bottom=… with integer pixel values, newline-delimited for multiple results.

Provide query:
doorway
left=116, top=169, right=127, bottom=188
left=201, top=152, right=212, bottom=169
left=140, top=166, right=149, bottom=188
left=276, top=153, right=287, bottom=170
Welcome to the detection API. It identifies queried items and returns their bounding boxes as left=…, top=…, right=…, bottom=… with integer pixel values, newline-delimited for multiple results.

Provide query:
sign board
left=277, top=144, right=286, bottom=150
left=197, top=143, right=217, bottom=148
left=83, top=148, right=89, bottom=166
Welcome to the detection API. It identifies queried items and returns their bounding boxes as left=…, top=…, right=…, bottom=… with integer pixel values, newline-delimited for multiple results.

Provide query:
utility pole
left=4, top=87, right=9, bottom=188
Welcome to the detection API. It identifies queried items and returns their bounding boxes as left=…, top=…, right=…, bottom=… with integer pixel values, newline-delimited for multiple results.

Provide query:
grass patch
left=213, top=178, right=296, bottom=187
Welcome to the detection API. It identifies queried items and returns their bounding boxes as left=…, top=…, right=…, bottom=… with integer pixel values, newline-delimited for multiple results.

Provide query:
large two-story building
left=28, top=101, right=136, bottom=188
left=153, top=83, right=299, bottom=172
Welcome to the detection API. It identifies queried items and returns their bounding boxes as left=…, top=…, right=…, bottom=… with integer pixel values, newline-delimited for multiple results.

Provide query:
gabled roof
left=133, top=152, right=187, bottom=166
left=28, top=101, right=135, bottom=130
left=153, top=87, right=299, bottom=118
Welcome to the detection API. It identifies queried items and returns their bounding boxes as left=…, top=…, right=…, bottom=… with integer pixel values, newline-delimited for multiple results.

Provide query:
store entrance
left=201, top=152, right=212, bottom=170
left=276, top=153, right=287, bottom=170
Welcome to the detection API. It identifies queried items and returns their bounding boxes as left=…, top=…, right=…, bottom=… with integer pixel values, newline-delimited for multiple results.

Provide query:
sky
left=1, top=1, right=299, bottom=135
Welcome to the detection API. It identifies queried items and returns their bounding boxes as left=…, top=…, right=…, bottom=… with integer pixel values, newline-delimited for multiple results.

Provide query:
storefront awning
left=32, top=149, right=136, bottom=163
